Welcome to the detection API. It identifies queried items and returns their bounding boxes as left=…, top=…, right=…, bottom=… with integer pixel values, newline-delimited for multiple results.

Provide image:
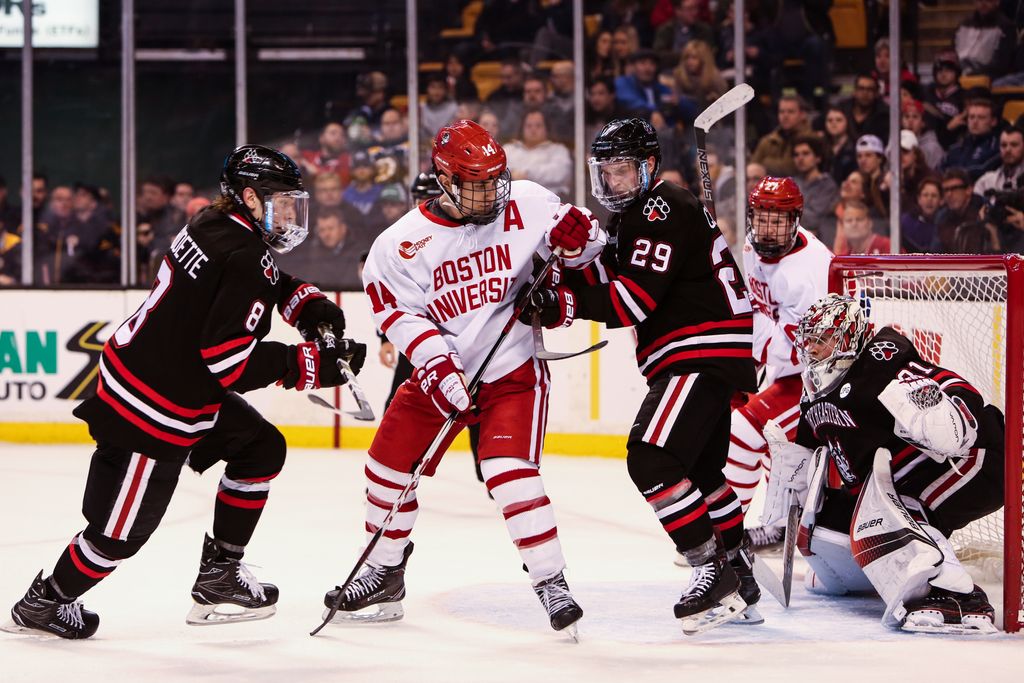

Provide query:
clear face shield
left=262, top=190, right=310, bottom=253
left=588, top=157, right=650, bottom=212
left=445, top=169, right=511, bottom=224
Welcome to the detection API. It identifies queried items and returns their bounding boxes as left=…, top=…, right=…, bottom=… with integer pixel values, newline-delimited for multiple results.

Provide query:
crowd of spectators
left=2, top=0, right=1023, bottom=291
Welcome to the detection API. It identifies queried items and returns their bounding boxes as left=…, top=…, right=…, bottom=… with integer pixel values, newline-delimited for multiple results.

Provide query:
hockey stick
left=313, top=326, right=375, bottom=421
left=781, top=501, right=801, bottom=607
left=311, top=248, right=564, bottom=636
left=532, top=315, right=608, bottom=361
left=693, top=83, right=755, bottom=222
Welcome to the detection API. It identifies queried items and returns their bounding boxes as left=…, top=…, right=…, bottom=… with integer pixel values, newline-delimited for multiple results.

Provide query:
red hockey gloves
left=281, top=339, right=366, bottom=390
left=546, top=205, right=590, bottom=257
left=295, top=296, right=346, bottom=344
left=516, top=286, right=575, bottom=329
left=414, top=353, right=479, bottom=423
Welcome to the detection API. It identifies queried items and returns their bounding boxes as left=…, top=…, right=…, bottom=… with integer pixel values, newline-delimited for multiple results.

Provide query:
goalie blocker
left=769, top=295, right=1006, bottom=633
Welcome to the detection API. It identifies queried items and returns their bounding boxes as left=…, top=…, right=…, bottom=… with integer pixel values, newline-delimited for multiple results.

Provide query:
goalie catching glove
left=415, top=353, right=479, bottom=423
left=761, top=419, right=813, bottom=526
left=878, top=376, right=978, bottom=462
left=281, top=338, right=366, bottom=391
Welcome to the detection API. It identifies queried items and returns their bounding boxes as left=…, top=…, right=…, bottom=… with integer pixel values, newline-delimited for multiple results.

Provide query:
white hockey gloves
left=878, top=376, right=978, bottom=463
left=761, top=419, right=813, bottom=526
left=415, top=353, right=478, bottom=423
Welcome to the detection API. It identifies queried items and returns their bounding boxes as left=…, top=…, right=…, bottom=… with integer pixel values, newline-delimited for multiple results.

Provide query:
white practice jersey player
left=725, top=177, right=832, bottom=517
left=361, top=179, right=604, bottom=381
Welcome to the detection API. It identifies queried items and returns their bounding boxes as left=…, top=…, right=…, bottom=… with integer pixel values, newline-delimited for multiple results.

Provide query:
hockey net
left=830, top=255, right=1024, bottom=632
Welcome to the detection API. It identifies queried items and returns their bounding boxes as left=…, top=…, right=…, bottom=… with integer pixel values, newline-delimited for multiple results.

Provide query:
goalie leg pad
left=802, top=525, right=875, bottom=595
left=851, top=449, right=943, bottom=628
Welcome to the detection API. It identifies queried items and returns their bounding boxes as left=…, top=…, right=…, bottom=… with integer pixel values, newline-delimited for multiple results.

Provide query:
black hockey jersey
left=73, top=208, right=323, bottom=459
left=565, top=180, right=756, bottom=390
left=795, top=326, right=1004, bottom=489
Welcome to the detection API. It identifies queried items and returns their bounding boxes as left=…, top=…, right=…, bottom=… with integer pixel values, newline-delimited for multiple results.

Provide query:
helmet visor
left=263, top=190, right=309, bottom=253
left=588, top=157, right=643, bottom=211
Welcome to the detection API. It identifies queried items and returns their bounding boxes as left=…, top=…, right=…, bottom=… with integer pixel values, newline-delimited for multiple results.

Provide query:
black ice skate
left=674, top=554, right=747, bottom=635
left=322, top=542, right=414, bottom=624
left=728, top=540, right=763, bottom=625
left=533, top=571, right=583, bottom=642
left=187, top=534, right=279, bottom=625
left=4, top=571, right=99, bottom=639
left=901, top=584, right=997, bottom=635
left=744, top=524, right=785, bottom=552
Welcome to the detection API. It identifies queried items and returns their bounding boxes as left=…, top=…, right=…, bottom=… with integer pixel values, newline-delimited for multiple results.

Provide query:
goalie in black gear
left=763, top=293, right=1004, bottom=634
left=521, top=118, right=759, bottom=634
left=7, top=145, right=367, bottom=639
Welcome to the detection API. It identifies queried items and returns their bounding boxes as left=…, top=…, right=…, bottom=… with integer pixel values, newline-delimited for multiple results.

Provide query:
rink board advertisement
left=0, top=289, right=648, bottom=455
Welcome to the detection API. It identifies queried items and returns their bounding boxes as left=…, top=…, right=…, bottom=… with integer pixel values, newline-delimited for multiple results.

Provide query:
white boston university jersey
left=361, top=180, right=605, bottom=383
left=743, top=227, right=832, bottom=384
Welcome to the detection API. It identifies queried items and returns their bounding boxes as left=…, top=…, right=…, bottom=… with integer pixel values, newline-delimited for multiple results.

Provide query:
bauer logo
left=399, top=235, right=433, bottom=260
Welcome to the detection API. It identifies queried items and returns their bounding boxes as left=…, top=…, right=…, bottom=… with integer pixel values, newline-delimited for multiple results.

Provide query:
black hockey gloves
left=295, top=297, right=346, bottom=344
left=516, top=286, right=576, bottom=329
left=281, top=339, right=366, bottom=390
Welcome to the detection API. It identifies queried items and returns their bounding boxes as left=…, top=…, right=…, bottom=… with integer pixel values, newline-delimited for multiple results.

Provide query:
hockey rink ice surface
left=2, top=444, right=1021, bottom=682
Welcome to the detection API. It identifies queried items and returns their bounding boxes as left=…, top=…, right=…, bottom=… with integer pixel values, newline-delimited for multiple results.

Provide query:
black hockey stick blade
left=694, top=83, right=755, bottom=132
left=307, top=393, right=374, bottom=421
left=750, top=554, right=787, bottom=608
left=532, top=316, right=607, bottom=361
left=315, top=325, right=375, bottom=421
left=781, top=502, right=801, bottom=607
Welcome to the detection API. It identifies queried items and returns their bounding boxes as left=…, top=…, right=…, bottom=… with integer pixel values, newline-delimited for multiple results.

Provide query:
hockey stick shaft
left=317, top=326, right=375, bottom=421
left=692, top=83, right=754, bottom=222
left=311, top=248, right=563, bottom=635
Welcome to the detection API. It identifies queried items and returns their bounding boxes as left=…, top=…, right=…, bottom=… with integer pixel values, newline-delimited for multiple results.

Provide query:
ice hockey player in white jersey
left=723, top=176, right=831, bottom=548
left=321, top=120, right=605, bottom=638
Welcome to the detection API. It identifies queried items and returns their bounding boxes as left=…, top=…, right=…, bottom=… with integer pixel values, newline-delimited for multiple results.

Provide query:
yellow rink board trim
left=0, top=423, right=629, bottom=458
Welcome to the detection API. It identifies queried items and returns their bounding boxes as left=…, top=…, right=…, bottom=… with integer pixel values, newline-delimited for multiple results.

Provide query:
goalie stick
left=311, top=248, right=565, bottom=636
left=532, top=315, right=608, bottom=361
left=309, top=325, right=376, bottom=421
left=693, top=83, right=755, bottom=222
left=781, top=501, right=801, bottom=607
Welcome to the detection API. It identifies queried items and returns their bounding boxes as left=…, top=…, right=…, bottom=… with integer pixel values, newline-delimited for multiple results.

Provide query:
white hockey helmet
left=796, top=294, right=872, bottom=399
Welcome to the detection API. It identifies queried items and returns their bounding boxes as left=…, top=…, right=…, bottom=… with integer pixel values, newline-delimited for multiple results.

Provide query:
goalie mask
left=431, top=120, right=511, bottom=224
left=221, top=145, right=309, bottom=253
left=796, top=294, right=871, bottom=399
left=588, top=117, right=661, bottom=212
left=747, top=176, right=802, bottom=259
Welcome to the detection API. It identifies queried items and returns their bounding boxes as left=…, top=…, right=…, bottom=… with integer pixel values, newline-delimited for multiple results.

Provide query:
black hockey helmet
left=588, top=117, right=662, bottom=212
left=410, top=171, right=442, bottom=203
left=220, top=144, right=310, bottom=253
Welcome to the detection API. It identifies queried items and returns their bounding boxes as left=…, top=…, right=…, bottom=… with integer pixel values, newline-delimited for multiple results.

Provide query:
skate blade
left=563, top=622, right=580, bottom=643
left=731, top=604, right=764, bottom=626
left=680, top=592, right=748, bottom=635
left=0, top=618, right=75, bottom=639
left=901, top=611, right=998, bottom=635
left=186, top=601, right=276, bottom=626
left=322, top=601, right=404, bottom=624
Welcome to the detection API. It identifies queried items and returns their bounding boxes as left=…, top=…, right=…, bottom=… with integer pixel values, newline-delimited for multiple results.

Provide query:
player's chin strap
left=311, top=248, right=565, bottom=636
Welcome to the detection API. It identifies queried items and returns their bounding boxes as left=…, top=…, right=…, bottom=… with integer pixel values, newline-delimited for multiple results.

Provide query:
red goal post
left=829, top=254, right=1024, bottom=633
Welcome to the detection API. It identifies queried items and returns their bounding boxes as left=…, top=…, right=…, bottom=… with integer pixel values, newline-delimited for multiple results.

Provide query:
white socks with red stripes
left=481, top=457, right=566, bottom=582
left=725, top=410, right=770, bottom=512
left=364, top=458, right=419, bottom=568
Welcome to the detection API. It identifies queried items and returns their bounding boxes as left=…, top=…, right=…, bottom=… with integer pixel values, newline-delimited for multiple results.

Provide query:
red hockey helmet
left=746, top=176, right=803, bottom=259
left=431, top=119, right=511, bottom=223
